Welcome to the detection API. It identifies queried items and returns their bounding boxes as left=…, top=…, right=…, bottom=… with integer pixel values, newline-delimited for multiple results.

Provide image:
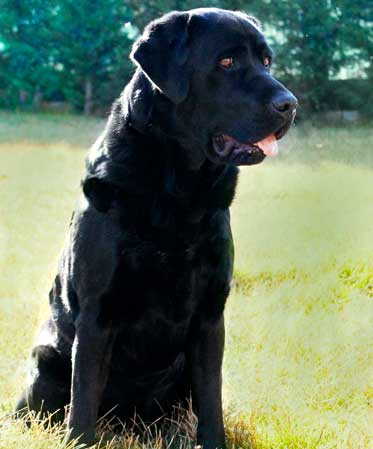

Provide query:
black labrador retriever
left=16, top=8, right=297, bottom=449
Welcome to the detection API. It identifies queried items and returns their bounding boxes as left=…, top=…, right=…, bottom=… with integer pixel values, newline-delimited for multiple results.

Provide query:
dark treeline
left=0, top=0, right=372, bottom=116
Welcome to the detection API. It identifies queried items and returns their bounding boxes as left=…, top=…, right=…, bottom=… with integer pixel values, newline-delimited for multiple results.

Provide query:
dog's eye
left=263, top=56, right=271, bottom=68
left=219, top=57, right=234, bottom=69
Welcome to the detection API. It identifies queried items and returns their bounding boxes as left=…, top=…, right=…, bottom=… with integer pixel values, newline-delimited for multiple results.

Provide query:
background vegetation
left=0, top=0, right=372, bottom=116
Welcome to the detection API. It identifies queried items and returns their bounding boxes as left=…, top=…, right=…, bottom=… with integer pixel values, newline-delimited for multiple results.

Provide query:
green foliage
left=51, top=0, right=133, bottom=113
left=0, top=0, right=133, bottom=113
left=0, top=0, right=371, bottom=114
left=229, top=0, right=373, bottom=112
left=127, top=0, right=222, bottom=30
left=0, top=0, right=59, bottom=107
left=327, top=79, right=373, bottom=115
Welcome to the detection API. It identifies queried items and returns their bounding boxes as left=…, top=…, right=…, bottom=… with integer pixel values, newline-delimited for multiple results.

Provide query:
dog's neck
left=123, top=70, right=207, bottom=171
left=83, top=77, right=239, bottom=224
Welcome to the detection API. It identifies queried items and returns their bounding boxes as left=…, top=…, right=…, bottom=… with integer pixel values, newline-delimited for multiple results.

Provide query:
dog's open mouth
left=211, top=116, right=294, bottom=166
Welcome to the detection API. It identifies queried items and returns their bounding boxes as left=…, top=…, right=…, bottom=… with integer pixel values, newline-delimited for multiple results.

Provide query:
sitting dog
left=16, top=8, right=297, bottom=449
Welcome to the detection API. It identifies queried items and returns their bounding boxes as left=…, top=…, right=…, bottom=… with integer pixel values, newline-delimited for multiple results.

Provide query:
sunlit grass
left=0, top=111, right=104, bottom=146
left=1, top=112, right=373, bottom=447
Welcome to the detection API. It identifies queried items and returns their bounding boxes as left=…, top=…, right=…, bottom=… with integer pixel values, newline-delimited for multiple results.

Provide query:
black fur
left=16, top=8, right=297, bottom=449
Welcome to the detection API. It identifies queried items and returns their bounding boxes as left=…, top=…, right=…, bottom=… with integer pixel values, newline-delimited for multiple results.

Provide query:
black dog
left=16, top=8, right=297, bottom=449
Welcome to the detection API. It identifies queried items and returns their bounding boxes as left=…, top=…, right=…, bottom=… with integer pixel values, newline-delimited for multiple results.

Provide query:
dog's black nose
left=272, top=92, right=298, bottom=115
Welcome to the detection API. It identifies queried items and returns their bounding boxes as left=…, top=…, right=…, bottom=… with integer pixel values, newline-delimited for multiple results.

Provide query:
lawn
left=1, top=112, right=373, bottom=448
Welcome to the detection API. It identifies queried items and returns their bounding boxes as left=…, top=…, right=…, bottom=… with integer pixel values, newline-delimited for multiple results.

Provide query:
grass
left=1, top=111, right=373, bottom=448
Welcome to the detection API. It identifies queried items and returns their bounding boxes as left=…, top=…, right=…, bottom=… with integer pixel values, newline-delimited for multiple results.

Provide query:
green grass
left=1, top=112, right=373, bottom=448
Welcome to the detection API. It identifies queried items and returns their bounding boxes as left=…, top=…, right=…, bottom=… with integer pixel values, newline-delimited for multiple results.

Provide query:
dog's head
left=128, top=8, right=298, bottom=167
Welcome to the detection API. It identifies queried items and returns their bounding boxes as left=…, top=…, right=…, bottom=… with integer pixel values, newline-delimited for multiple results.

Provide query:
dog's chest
left=98, top=235, right=209, bottom=369
left=98, top=232, right=207, bottom=327
left=112, top=305, right=192, bottom=372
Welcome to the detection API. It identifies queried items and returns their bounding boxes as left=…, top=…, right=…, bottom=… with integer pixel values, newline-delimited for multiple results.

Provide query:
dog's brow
left=255, top=39, right=273, bottom=57
left=219, top=45, right=248, bottom=58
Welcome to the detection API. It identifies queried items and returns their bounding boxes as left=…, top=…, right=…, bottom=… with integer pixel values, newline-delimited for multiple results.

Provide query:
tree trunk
left=84, top=76, right=93, bottom=115
left=19, top=89, right=27, bottom=105
left=33, top=85, right=43, bottom=109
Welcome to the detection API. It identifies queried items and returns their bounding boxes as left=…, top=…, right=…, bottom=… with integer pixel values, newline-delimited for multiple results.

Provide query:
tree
left=0, top=0, right=59, bottom=107
left=52, top=0, right=133, bottom=114
left=127, top=0, right=222, bottom=31
left=0, top=0, right=134, bottom=113
left=0, top=0, right=371, bottom=114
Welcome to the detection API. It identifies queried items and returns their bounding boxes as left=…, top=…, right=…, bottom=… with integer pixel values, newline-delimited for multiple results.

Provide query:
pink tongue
left=254, top=134, right=278, bottom=157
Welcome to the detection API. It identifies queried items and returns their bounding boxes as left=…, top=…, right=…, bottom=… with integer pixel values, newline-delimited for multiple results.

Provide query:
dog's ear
left=130, top=12, right=190, bottom=104
left=122, top=69, right=155, bottom=132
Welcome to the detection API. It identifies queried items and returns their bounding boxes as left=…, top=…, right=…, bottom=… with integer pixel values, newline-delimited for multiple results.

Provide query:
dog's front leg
left=189, top=316, right=226, bottom=449
left=67, top=304, right=116, bottom=445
